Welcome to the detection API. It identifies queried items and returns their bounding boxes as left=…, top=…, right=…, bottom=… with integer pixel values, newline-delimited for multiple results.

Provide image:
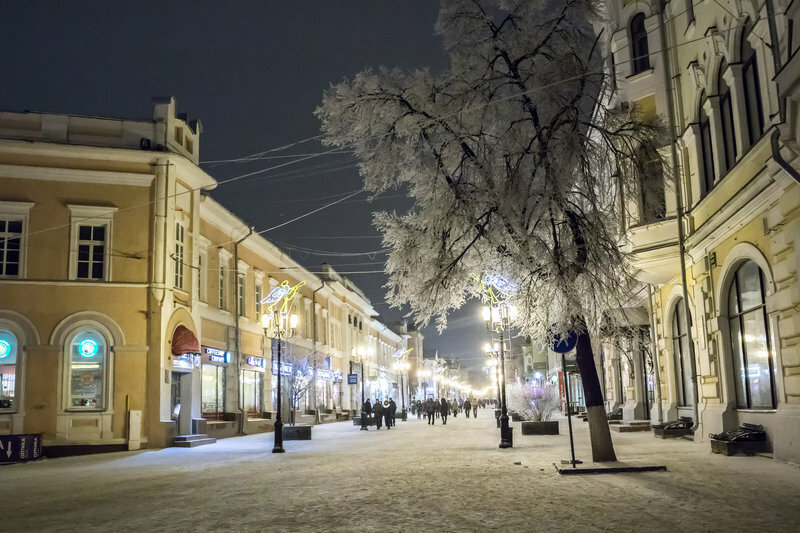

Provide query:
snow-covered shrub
left=507, top=382, right=559, bottom=421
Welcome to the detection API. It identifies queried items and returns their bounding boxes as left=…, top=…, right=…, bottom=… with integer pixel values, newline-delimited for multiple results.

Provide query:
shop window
left=671, top=299, right=694, bottom=407
left=174, top=222, right=185, bottom=290
left=728, top=260, right=776, bottom=409
left=718, top=60, right=737, bottom=174
left=741, top=20, right=765, bottom=148
left=0, top=330, right=19, bottom=410
left=698, top=92, right=716, bottom=196
left=631, top=13, right=650, bottom=74
left=66, top=329, right=107, bottom=410
left=201, top=364, right=225, bottom=419
left=242, top=370, right=263, bottom=417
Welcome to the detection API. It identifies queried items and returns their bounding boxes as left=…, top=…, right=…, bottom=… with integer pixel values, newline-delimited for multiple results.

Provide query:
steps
left=609, top=420, right=652, bottom=433
left=173, top=434, right=216, bottom=448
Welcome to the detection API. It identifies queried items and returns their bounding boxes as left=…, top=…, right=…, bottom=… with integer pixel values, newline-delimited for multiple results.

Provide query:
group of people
left=362, top=398, right=397, bottom=430
left=411, top=397, right=483, bottom=425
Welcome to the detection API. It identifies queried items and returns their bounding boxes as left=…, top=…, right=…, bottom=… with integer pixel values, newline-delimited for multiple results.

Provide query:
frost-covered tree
left=317, top=0, right=663, bottom=461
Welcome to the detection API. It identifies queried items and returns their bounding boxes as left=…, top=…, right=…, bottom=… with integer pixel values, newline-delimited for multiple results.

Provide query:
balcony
left=624, top=217, right=680, bottom=285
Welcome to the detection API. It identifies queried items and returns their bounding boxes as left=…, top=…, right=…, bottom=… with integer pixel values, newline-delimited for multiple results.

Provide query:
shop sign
left=332, top=369, right=343, bottom=382
left=203, top=346, right=230, bottom=364
left=173, top=353, right=195, bottom=370
left=317, top=369, right=332, bottom=381
left=271, top=359, right=293, bottom=377
left=347, top=373, right=358, bottom=385
left=246, top=356, right=267, bottom=369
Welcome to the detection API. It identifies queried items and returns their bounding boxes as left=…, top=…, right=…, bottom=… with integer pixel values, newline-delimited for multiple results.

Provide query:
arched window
left=671, top=300, right=694, bottom=407
left=742, top=20, right=765, bottom=147
left=0, top=330, right=19, bottom=410
left=728, top=260, right=776, bottom=409
left=718, top=60, right=737, bottom=173
left=698, top=92, right=716, bottom=195
left=66, top=329, right=108, bottom=409
left=631, top=14, right=650, bottom=74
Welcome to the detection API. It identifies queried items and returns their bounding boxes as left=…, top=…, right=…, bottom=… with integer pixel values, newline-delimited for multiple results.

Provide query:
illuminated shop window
left=201, top=364, right=225, bottom=419
left=242, top=370, right=263, bottom=417
left=67, top=330, right=107, bottom=409
left=728, top=260, right=776, bottom=409
left=0, top=330, right=19, bottom=410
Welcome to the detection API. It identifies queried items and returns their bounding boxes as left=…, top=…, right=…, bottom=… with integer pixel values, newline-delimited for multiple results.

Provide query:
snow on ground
left=2, top=409, right=799, bottom=532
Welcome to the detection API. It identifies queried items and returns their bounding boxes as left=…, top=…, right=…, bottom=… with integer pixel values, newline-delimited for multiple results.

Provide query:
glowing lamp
left=79, top=339, right=99, bottom=358
left=482, top=306, right=491, bottom=322
left=0, top=340, right=9, bottom=358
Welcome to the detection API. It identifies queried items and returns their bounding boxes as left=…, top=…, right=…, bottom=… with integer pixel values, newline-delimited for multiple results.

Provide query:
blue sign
left=551, top=329, right=578, bottom=353
left=347, top=373, right=358, bottom=385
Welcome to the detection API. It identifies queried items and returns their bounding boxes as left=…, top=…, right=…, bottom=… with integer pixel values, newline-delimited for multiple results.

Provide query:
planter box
left=653, top=426, right=693, bottom=439
left=521, top=420, right=559, bottom=435
left=283, top=425, right=312, bottom=440
left=710, top=438, right=767, bottom=456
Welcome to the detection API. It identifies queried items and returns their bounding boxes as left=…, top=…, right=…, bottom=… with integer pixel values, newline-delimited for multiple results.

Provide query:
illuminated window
left=174, top=222, right=185, bottom=289
left=728, top=260, right=776, bottom=409
left=201, top=364, right=225, bottom=418
left=671, top=299, right=694, bottom=407
left=242, top=370, right=263, bottom=417
left=631, top=14, right=650, bottom=74
left=0, top=330, right=19, bottom=410
left=66, top=330, right=107, bottom=410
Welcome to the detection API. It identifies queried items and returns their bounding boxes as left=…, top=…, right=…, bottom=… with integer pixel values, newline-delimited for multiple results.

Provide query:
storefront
left=0, top=330, right=18, bottom=411
left=200, top=346, right=228, bottom=420
left=242, top=354, right=266, bottom=418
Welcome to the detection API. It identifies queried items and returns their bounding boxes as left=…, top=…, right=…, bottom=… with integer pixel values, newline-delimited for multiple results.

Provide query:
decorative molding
left=0, top=163, right=154, bottom=187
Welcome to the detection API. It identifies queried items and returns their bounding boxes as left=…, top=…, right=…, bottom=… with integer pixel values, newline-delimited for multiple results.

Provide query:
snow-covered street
left=2, top=410, right=799, bottom=532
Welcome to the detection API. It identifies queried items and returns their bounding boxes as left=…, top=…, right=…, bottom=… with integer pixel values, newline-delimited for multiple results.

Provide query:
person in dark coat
left=389, top=398, right=397, bottom=426
left=373, top=399, right=384, bottom=429
left=463, top=399, right=471, bottom=418
left=416, top=400, right=423, bottom=419
left=363, top=399, right=372, bottom=424
left=440, top=397, right=450, bottom=425
left=451, top=399, right=459, bottom=418
left=383, top=399, right=392, bottom=429
left=425, top=397, right=436, bottom=425
left=473, top=401, right=478, bottom=418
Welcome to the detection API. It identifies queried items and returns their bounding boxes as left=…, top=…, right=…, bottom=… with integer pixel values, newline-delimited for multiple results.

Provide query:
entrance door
left=171, top=371, right=194, bottom=435
left=170, top=371, right=182, bottom=423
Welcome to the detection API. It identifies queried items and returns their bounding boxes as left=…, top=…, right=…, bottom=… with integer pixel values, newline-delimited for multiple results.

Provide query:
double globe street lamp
left=393, top=359, right=410, bottom=420
left=483, top=302, right=513, bottom=448
left=262, top=309, right=298, bottom=453
left=356, top=346, right=369, bottom=431
left=484, top=343, right=503, bottom=426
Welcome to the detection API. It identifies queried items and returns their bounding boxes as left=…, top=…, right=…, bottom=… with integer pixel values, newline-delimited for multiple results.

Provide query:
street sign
left=551, top=328, right=578, bottom=353
left=347, top=373, right=358, bottom=385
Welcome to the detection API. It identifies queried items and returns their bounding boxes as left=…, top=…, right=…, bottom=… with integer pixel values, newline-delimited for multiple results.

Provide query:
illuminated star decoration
left=475, top=272, right=518, bottom=305
left=260, top=280, right=306, bottom=314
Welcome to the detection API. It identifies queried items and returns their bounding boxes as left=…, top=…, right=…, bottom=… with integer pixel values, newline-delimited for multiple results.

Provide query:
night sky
left=2, top=1, right=488, bottom=371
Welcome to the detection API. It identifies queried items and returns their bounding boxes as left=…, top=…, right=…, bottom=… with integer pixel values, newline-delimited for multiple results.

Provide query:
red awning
left=171, top=325, right=200, bottom=355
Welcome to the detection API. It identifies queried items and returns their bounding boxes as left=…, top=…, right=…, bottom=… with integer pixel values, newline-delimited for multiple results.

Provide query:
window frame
left=0, top=328, right=20, bottom=412
left=174, top=221, right=186, bottom=290
left=0, top=201, right=33, bottom=279
left=718, top=60, right=737, bottom=174
left=671, top=299, right=694, bottom=407
left=630, top=13, right=651, bottom=75
left=698, top=93, right=716, bottom=196
left=63, top=327, right=110, bottom=412
left=727, top=260, right=777, bottom=410
left=68, top=205, right=117, bottom=282
left=741, top=21, right=765, bottom=148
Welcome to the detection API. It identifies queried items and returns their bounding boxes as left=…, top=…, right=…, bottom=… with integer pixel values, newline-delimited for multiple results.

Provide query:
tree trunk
left=575, top=317, right=617, bottom=462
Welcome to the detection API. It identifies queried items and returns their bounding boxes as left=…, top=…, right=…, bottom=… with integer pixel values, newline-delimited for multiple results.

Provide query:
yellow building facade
left=0, top=97, right=411, bottom=453
left=598, top=1, right=800, bottom=463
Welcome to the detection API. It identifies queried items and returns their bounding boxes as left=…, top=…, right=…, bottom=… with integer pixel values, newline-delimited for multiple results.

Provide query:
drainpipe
left=659, top=1, right=700, bottom=431
left=311, top=280, right=327, bottom=424
left=647, top=284, right=664, bottom=424
left=233, top=226, right=254, bottom=434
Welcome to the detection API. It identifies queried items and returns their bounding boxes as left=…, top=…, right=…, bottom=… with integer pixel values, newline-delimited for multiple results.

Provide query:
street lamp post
left=485, top=343, right=503, bottom=428
left=483, top=303, right=513, bottom=448
left=357, top=346, right=368, bottom=431
left=393, top=360, right=409, bottom=421
left=263, top=309, right=298, bottom=454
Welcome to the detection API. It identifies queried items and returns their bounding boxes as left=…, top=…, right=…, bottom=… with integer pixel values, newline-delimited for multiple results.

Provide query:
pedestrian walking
left=383, top=399, right=392, bottom=429
left=451, top=399, right=458, bottom=418
left=364, top=399, right=372, bottom=424
left=473, top=400, right=478, bottom=418
left=425, top=397, right=436, bottom=425
left=440, top=397, right=450, bottom=425
left=389, top=398, right=397, bottom=426
left=416, top=400, right=423, bottom=419
left=463, top=398, right=471, bottom=418
left=373, top=398, right=384, bottom=430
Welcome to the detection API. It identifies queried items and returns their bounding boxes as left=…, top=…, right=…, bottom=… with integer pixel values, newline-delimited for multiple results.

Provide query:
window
left=671, top=299, right=694, bottom=407
left=237, top=273, right=246, bottom=317
left=198, top=249, right=207, bottom=302
left=699, top=92, right=716, bottom=195
left=742, top=20, right=765, bottom=147
left=255, top=283, right=263, bottom=321
left=219, top=263, right=227, bottom=310
left=728, top=260, right=776, bottom=409
left=69, top=205, right=115, bottom=281
left=631, top=13, right=650, bottom=74
left=242, top=370, right=263, bottom=417
left=66, top=330, right=107, bottom=409
left=0, top=219, right=22, bottom=277
left=636, top=144, right=665, bottom=224
left=0, top=330, right=19, bottom=410
left=201, top=364, right=225, bottom=418
left=718, top=60, right=737, bottom=174
left=174, top=222, right=185, bottom=289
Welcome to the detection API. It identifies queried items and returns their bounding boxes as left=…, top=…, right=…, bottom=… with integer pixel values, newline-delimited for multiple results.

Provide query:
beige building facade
left=597, top=0, right=800, bottom=463
left=0, top=97, right=414, bottom=453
